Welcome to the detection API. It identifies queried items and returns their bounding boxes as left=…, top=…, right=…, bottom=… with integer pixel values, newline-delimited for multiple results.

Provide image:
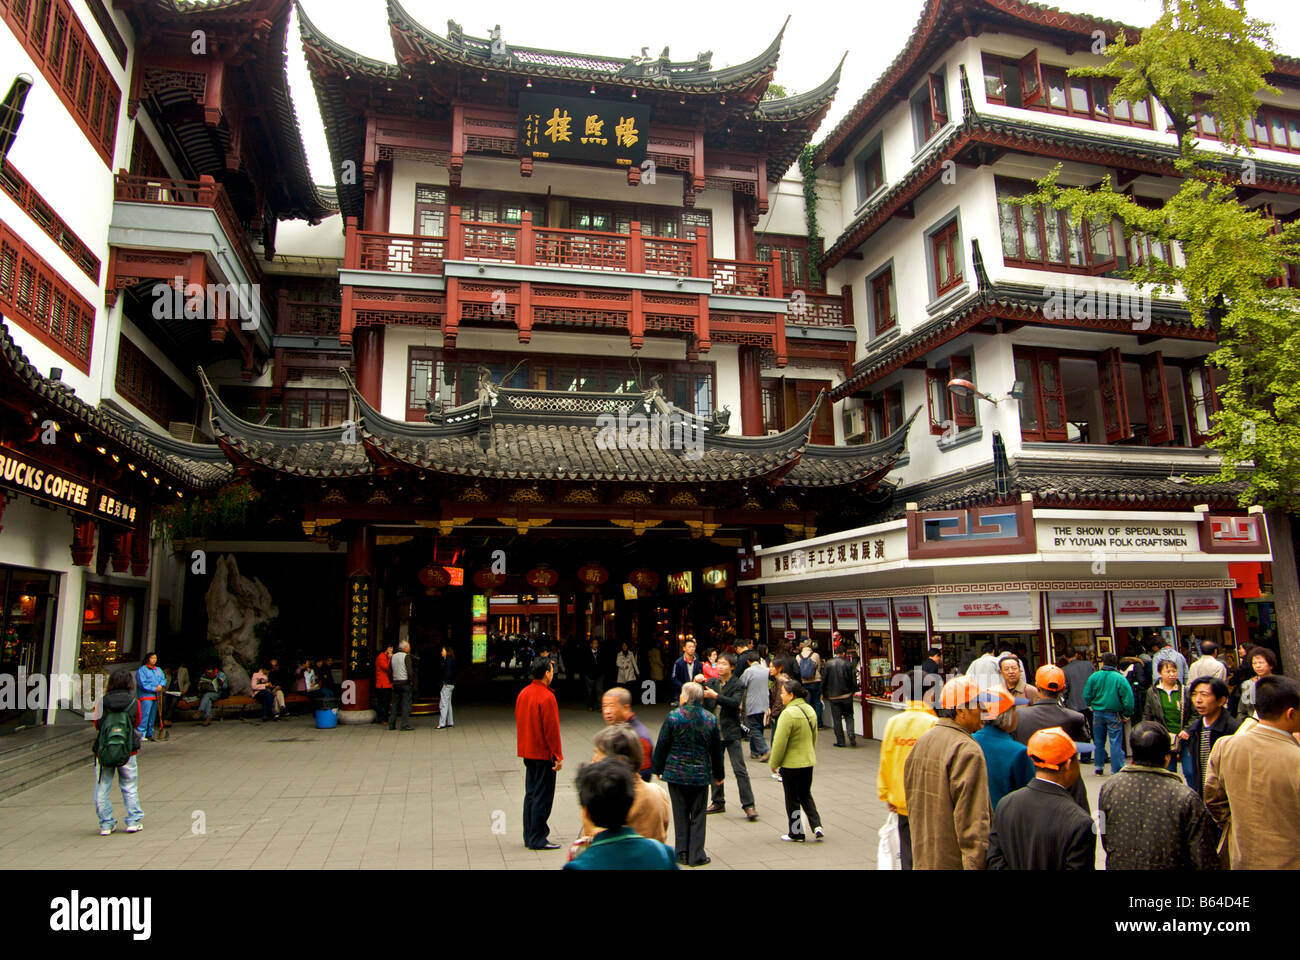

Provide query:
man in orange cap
left=987, top=726, right=1095, bottom=870
left=902, top=676, right=991, bottom=870
left=972, top=685, right=1034, bottom=811
left=1014, top=664, right=1087, bottom=746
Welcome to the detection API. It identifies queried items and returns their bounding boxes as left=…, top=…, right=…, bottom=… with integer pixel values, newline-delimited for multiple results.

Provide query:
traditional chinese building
left=753, top=0, right=1284, bottom=735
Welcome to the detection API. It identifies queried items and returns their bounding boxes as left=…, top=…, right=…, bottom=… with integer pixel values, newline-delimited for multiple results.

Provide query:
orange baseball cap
left=1026, top=726, right=1077, bottom=769
left=1035, top=664, right=1066, bottom=693
left=940, top=675, right=981, bottom=710
left=979, top=685, right=1015, bottom=719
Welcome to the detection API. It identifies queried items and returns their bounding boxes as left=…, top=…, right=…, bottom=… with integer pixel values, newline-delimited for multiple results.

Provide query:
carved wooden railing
left=343, top=209, right=791, bottom=297
left=113, top=172, right=259, bottom=281
left=787, top=292, right=850, bottom=327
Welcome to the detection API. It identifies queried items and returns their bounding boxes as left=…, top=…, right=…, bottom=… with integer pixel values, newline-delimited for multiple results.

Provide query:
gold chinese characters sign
left=518, top=92, right=650, bottom=167
left=347, top=574, right=372, bottom=674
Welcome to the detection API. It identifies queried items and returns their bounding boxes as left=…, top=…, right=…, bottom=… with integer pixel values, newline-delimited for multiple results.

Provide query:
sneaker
left=813, top=826, right=825, bottom=841
left=99, top=826, right=113, bottom=836
left=126, top=824, right=143, bottom=834
left=771, top=772, right=782, bottom=782
left=780, top=834, right=804, bottom=842
left=705, top=803, right=725, bottom=815
left=744, top=807, right=758, bottom=822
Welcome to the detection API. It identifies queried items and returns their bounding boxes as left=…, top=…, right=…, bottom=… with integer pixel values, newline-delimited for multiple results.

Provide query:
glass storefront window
left=0, top=568, right=59, bottom=724
left=79, top=586, right=142, bottom=670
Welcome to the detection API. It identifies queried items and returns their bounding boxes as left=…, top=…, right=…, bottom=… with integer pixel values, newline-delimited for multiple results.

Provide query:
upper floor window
left=854, top=141, right=884, bottom=206
left=983, top=52, right=1153, bottom=128
left=757, top=234, right=824, bottom=293
left=926, top=352, right=977, bottom=435
left=1196, top=105, right=1300, bottom=154
left=761, top=377, right=834, bottom=443
left=911, top=68, right=948, bottom=150
left=415, top=184, right=448, bottom=236
left=866, top=386, right=904, bottom=443
left=997, top=178, right=1118, bottom=274
left=930, top=219, right=962, bottom=297
left=869, top=266, right=897, bottom=338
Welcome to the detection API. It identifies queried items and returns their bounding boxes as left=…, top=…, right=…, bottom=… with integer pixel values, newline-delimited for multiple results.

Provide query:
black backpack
left=94, top=698, right=138, bottom=770
left=798, top=654, right=817, bottom=680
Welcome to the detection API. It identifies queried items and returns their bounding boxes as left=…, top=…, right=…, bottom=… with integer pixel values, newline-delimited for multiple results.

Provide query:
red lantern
left=473, top=569, right=507, bottom=592
left=418, top=564, right=451, bottom=595
left=526, top=565, right=559, bottom=590
left=578, top=563, right=609, bottom=593
left=628, top=568, right=659, bottom=593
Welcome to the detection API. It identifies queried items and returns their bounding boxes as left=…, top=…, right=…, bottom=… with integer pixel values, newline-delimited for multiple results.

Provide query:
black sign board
left=0, top=444, right=139, bottom=528
left=347, top=574, right=373, bottom=675
left=518, top=92, right=650, bottom=167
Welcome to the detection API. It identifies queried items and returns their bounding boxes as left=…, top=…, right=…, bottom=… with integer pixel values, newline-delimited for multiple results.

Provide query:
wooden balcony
left=112, top=173, right=261, bottom=283
left=345, top=208, right=784, bottom=291
left=339, top=211, right=791, bottom=365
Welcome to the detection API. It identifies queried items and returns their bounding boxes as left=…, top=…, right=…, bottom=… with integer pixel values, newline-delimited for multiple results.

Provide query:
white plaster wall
left=389, top=156, right=736, bottom=258
left=275, top=215, right=346, bottom=258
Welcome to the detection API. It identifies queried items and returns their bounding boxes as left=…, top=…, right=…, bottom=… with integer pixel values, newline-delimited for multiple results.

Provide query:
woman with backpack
left=769, top=678, right=823, bottom=842
left=93, top=669, right=144, bottom=835
left=796, top=642, right=825, bottom=728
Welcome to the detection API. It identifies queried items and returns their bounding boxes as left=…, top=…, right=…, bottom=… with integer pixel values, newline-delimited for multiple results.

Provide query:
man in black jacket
left=1182, top=677, right=1240, bottom=795
left=702, top=654, right=757, bottom=820
left=1013, top=664, right=1090, bottom=812
left=988, top=726, right=1096, bottom=870
left=822, top=640, right=858, bottom=747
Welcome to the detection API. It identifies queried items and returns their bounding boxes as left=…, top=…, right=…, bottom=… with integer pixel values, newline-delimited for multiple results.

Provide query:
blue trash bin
left=315, top=696, right=341, bottom=729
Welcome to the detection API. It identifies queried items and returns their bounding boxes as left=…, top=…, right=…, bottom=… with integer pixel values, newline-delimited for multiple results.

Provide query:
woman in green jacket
left=769, top=679, right=823, bottom=842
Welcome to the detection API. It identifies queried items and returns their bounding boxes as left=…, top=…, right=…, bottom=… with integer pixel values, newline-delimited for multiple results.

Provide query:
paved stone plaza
left=0, top=702, right=1109, bottom=870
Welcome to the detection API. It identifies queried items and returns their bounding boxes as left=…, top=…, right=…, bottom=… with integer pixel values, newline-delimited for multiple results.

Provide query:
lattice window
left=0, top=217, right=94, bottom=370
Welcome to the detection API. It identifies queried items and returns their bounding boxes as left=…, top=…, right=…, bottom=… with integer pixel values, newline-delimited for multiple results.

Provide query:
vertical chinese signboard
left=347, top=575, right=372, bottom=676
left=518, top=92, right=651, bottom=167
left=472, top=594, right=488, bottom=664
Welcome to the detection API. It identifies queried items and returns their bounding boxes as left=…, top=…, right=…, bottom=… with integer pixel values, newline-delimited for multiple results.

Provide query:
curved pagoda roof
left=123, top=0, right=336, bottom=223
left=298, top=2, right=839, bottom=219
left=199, top=365, right=911, bottom=489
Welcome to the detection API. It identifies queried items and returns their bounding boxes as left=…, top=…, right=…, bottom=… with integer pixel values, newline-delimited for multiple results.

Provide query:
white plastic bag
left=877, top=812, right=902, bottom=870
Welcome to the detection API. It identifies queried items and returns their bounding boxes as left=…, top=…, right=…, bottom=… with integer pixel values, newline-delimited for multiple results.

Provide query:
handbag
left=878, top=812, right=902, bottom=870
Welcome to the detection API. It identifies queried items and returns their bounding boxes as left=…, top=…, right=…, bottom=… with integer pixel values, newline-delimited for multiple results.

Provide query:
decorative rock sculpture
left=205, top=554, right=277, bottom=696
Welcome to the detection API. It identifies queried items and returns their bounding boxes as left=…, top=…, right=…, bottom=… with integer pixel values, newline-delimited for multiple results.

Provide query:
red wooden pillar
left=70, top=520, right=96, bottom=567
left=344, top=527, right=373, bottom=710
left=733, top=194, right=756, bottom=262
left=354, top=326, right=384, bottom=408
left=739, top=346, right=763, bottom=436
left=364, top=161, right=391, bottom=233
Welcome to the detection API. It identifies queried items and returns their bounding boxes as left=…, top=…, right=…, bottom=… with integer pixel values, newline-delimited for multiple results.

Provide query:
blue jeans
left=1180, top=742, right=1196, bottom=786
left=746, top=713, right=768, bottom=756
left=95, top=756, right=143, bottom=830
left=804, top=681, right=824, bottom=725
left=438, top=684, right=454, bottom=727
left=137, top=698, right=158, bottom=739
left=1092, top=710, right=1126, bottom=773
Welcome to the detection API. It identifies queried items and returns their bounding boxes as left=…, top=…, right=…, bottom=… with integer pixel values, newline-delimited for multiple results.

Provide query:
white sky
left=288, top=0, right=1300, bottom=185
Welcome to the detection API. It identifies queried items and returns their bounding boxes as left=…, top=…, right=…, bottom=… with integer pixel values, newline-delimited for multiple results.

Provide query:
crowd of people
left=514, top=634, right=862, bottom=868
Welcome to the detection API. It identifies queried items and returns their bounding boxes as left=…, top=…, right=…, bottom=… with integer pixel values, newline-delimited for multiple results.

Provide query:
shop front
left=755, top=500, right=1274, bottom=739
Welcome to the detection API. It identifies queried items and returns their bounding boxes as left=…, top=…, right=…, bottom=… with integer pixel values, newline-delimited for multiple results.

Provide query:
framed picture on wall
left=1096, top=635, right=1114, bottom=658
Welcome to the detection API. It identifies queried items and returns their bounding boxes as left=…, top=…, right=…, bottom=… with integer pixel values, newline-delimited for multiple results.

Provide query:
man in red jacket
left=516, top=657, right=564, bottom=850
left=372, top=642, right=393, bottom=725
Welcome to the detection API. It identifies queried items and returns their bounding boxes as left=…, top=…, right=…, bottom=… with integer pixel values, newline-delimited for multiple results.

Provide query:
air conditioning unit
left=843, top=405, right=866, bottom=439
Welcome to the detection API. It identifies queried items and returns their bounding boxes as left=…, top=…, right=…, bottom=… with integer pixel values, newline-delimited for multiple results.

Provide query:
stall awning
left=1175, top=590, right=1226, bottom=625
left=930, top=593, right=1039, bottom=632
left=1112, top=590, right=1167, bottom=627
left=1048, top=591, right=1105, bottom=630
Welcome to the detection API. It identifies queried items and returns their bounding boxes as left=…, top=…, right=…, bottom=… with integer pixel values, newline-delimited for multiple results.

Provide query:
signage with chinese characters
left=894, top=597, right=927, bottom=633
left=809, top=601, right=833, bottom=630
left=1174, top=590, right=1225, bottom=625
left=346, top=574, right=372, bottom=675
left=787, top=603, right=809, bottom=631
left=1111, top=590, right=1167, bottom=627
left=859, top=599, right=891, bottom=632
left=667, top=571, right=692, bottom=595
left=1049, top=591, right=1105, bottom=629
left=0, top=444, right=139, bottom=528
left=472, top=594, right=488, bottom=622
left=472, top=624, right=488, bottom=664
left=518, top=93, right=650, bottom=167
left=761, top=530, right=898, bottom=579
left=833, top=600, right=861, bottom=633
left=767, top=604, right=786, bottom=630
left=931, top=593, right=1039, bottom=632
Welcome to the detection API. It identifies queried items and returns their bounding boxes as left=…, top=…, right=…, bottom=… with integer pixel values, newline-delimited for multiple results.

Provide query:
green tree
left=1019, top=0, right=1299, bottom=669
